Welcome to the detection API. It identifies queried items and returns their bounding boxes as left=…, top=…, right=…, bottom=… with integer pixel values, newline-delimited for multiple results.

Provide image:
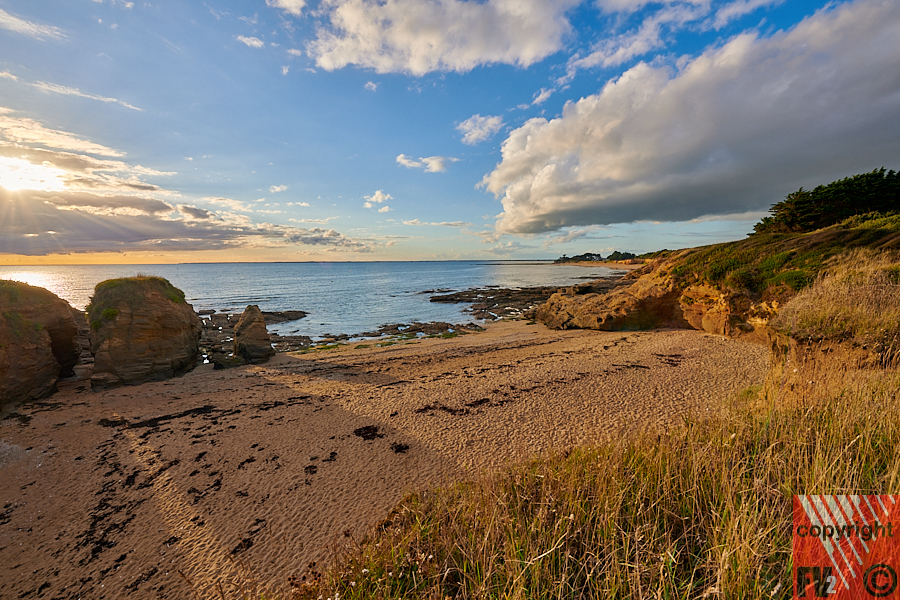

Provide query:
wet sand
left=0, top=320, right=768, bottom=599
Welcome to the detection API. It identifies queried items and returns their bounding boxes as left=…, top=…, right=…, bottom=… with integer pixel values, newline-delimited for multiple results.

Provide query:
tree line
left=753, top=167, right=899, bottom=234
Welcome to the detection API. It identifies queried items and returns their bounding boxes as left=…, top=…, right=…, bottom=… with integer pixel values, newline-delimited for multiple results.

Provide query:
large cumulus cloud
left=482, top=0, right=900, bottom=234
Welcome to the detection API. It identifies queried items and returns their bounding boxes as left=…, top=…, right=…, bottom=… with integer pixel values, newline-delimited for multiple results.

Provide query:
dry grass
left=770, top=251, right=900, bottom=357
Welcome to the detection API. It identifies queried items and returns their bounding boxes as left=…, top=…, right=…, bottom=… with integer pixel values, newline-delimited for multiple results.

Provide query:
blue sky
left=0, top=0, right=898, bottom=263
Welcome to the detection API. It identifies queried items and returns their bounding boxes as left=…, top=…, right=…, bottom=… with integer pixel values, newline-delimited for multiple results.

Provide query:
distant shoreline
left=556, top=260, right=644, bottom=270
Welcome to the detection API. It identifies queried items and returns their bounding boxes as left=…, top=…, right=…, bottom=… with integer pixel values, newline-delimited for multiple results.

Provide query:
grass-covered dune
left=659, top=211, right=900, bottom=300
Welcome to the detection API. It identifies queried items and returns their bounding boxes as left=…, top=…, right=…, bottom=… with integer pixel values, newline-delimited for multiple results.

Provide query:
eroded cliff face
left=678, top=284, right=779, bottom=344
left=0, top=281, right=79, bottom=406
left=536, top=257, right=779, bottom=343
left=89, top=278, right=201, bottom=390
left=763, top=329, right=889, bottom=402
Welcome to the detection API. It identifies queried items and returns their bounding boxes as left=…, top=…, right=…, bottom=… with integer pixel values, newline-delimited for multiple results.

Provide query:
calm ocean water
left=0, top=261, right=617, bottom=339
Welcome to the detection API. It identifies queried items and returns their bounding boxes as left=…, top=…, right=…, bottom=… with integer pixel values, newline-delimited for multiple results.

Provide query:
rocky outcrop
left=536, top=261, right=690, bottom=331
left=88, top=277, right=201, bottom=390
left=678, top=285, right=778, bottom=344
left=233, top=305, right=275, bottom=364
left=0, top=281, right=80, bottom=406
left=536, top=254, right=778, bottom=342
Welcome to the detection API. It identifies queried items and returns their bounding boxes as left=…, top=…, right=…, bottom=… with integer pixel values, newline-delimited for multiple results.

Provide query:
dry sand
left=0, top=321, right=768, bottom=599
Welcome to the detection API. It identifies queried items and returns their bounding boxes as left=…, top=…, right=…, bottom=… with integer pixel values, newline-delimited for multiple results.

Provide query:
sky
left=0, top=0, right=898, bottom=263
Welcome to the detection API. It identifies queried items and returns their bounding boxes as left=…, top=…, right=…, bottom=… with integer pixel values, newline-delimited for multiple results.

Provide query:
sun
left=0, top=156, right=67, bottom=192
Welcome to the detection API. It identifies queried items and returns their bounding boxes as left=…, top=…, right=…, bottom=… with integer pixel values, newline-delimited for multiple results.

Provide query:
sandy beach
left=0, top=320, right=768, bottom=599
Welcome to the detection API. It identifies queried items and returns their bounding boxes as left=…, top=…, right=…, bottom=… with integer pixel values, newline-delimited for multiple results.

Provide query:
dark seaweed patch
left=353, top=425, right=384, bottom=440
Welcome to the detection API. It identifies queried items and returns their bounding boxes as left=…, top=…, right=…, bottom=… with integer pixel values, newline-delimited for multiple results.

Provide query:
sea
left=0, top=261, right=618, bottom=340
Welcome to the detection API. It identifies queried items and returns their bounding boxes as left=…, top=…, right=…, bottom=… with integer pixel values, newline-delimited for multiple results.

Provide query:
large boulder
left=0, top=281, right=80, bottom=407
left=233, top=305, right=275, bottom=364
left=88, top=277, right=201, bottom=390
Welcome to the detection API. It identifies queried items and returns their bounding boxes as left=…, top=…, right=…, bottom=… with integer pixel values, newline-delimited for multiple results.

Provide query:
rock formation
left=233, top=305, right=275, bottom=364
left=0, top=281, right=80, bottom=406
left=536, top=262, right=689, bottom=331
left=536, top=253, right=778, bottom=343
left=88, top=277, right=201, bottom=390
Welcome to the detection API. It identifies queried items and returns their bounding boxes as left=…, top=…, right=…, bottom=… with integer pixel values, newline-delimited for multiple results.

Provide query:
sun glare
left=0, top=156, right=67, bottom=192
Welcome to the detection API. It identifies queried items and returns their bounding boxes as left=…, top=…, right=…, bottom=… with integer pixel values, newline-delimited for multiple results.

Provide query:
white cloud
left=421, top=156, right=458, bottom=172
left=377, top=205, right=392, bottom=213
left=266, top=0, right=306, bottom=16
left=291, top=218, right=333, bottom=224
left=31, top=81, right=141, bottom=111
left=396, top=154, right=459, bottom=172
left=482, top=0, right=900, bottom=234
left=402, top=219, right=473, bottom=226
left=396, top=154, right=422, bottom=168
left=571, top=4, right=705, bottom=71
left=0, top=8, right=66, bottom=40
left=541, top=226, right=600, bottom=246
left=532, top=88, right=553, bottom=105
left=593, top=0, right=708, bottom=15
left=270, top=184, right=288, bottom=192
left=287, top=48, right=304, bottom=57
left=0, top=71, right=18, bottom=81
left=282, top=66, right=290, bottom=75
left=365, top=81, right=378, bottom=91
left=204, top=197, right=252, bottom=212
left=456, top=114, right=504, bottom=145
left=487, top=240, right=534, bottom=255
left=712, top=0, right=784, bottom=29
left=237, top=35, right=265, bottom=48
left=308, top=0, right=578, bottom=76
left=363, top=189, right=392, bottom=208
left=0, top=146, right=174, bottom=196
left=179, top=205, right=214, bottom=220
left=0, top=109, right=124, bottom=156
